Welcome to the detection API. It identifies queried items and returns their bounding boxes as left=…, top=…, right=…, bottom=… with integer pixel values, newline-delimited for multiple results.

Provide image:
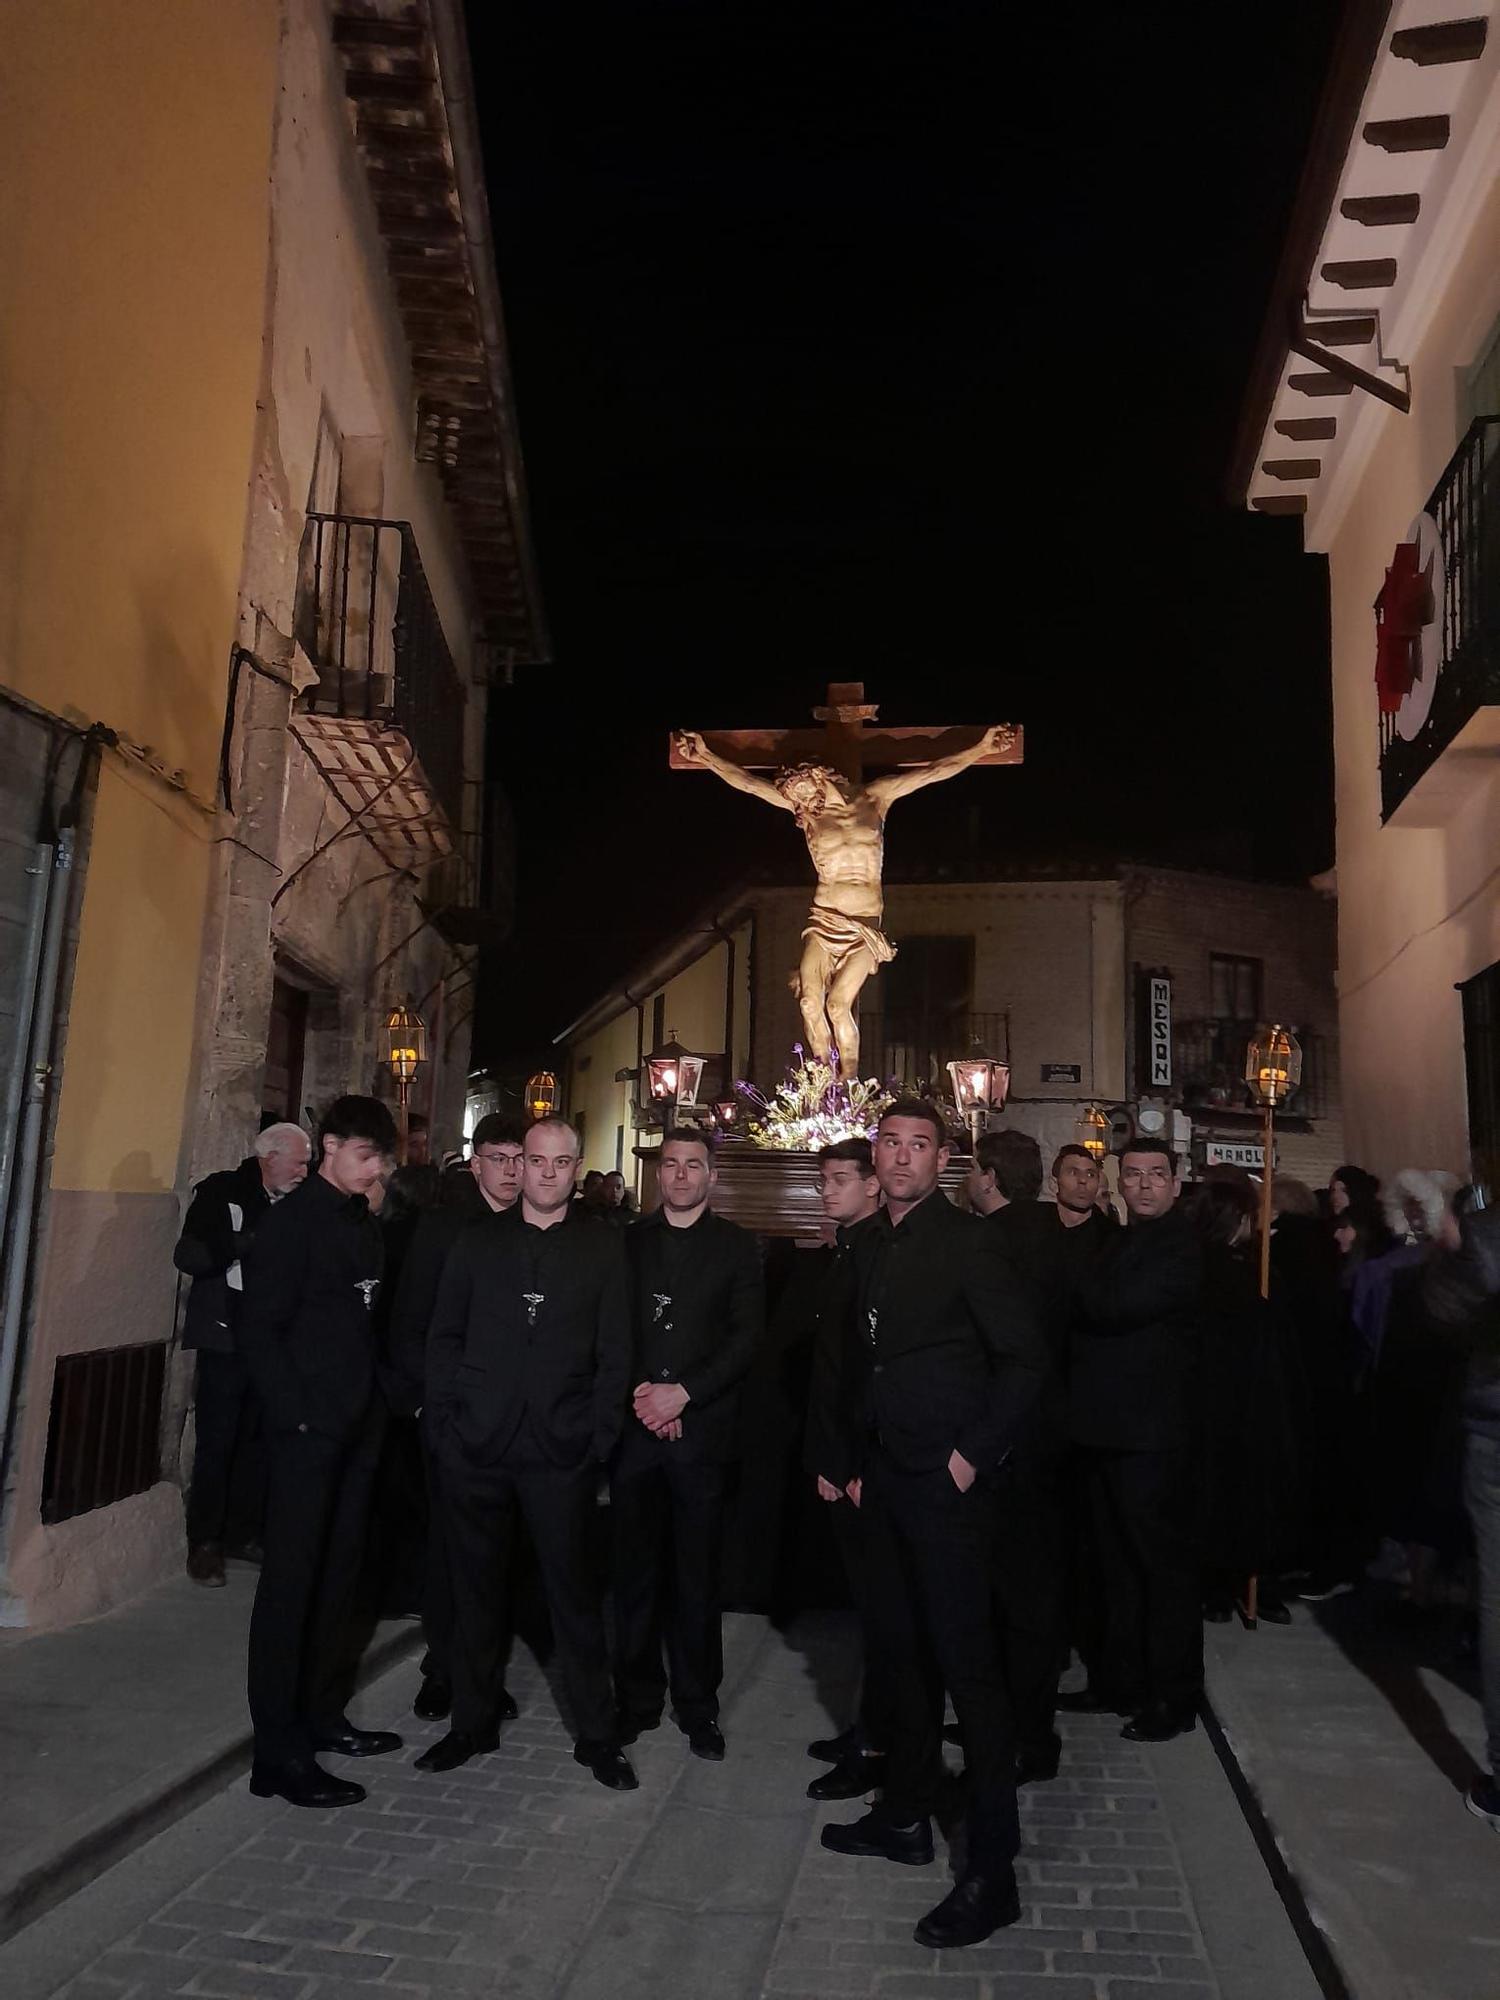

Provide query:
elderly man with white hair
left=175, top=1121, right=313, bottom=1586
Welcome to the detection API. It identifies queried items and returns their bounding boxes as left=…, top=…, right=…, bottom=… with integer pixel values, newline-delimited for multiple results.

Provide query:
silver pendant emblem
left=652, top=1292, right=672, bottom=1323
left=523, top=1291, right=545, bottom=1326
left=865, top=1307, right=879, bottom=1347
left=356, top=1279, right=380, bottom=1311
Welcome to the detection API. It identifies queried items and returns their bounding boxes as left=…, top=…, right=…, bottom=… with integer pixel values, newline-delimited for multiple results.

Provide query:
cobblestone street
left=0, top=1612, right=1317, bottom=2000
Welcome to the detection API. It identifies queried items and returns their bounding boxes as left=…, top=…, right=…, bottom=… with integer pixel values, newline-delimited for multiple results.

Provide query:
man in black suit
left=388, top=1114, right=525, bottom=1723
left=239, top=1095, right=400, bottom=1809
left=1065, top=1138, right=1204, bottom=1743
left=804, top=1135, right=903, bottom=1801
left=612, top=1131, right=762, bottom=1759
left=175, top=1122, right=313, bottom=1585
left=821, top=1099, right=1045, bottom=1952
left=421, top=1116, right=635, bottom=1788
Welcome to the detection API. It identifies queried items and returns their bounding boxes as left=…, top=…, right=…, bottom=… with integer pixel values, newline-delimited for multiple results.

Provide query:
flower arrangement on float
left=736, top=1048, right=896, bottom=1151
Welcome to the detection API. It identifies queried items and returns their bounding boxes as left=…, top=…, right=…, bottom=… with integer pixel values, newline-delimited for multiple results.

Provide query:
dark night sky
left=464, top=1, right=1341, bottom=1065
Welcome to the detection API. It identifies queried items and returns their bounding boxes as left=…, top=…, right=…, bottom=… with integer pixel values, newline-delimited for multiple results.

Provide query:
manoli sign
left=1148, top=976, right=1172, bottom=1088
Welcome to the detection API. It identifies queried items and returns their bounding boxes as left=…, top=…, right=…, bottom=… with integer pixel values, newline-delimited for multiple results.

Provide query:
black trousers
left=826, top=1487, right=903, bottom=1755
left=991, top=1455, right=1066, bottom=1754
left=1086, top=1445, right=1203, bottom=1709
left=861, top=1449, right=1019, bottom=1866
left=441, top=1447, right=613, bottom=1746
left=611, top=1454, right=727, bottom=1728
left=418, top=1422, right=456, bottom=1685
left=187, top=1349, right=265, bottom=1549
left=247, top=1411, right=384, bottom=1765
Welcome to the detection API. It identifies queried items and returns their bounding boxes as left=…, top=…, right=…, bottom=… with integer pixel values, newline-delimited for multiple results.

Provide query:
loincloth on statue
left=799, top=904, right=896, bottom=973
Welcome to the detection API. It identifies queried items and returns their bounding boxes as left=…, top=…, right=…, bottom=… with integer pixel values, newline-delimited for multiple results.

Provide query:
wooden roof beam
left=1320, top=257, right=1398, bottom=288
left=1251, top=495, right=1308, bottom=515
left=1390, top=18, right=1488, bottom=65
left=1297, top=315, right=1375, bottom=345
left=1363, top=114, right=1450, bottom=152
left=1288, top=371, right=1354, bottom=397
left=1261, top=457, right=1322, bottom=479
left=1340, top=193, right=1420, bottom=225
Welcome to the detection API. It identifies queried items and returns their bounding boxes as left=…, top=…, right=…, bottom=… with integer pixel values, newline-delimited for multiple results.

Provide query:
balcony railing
left=1172, top=1017, right=1331, bottom=1120
left=296, top=513, right=466, bottom=830
left=858, top=1011, right=1011, bottom=1092
left=1380, top=417, right=1500, bottom=821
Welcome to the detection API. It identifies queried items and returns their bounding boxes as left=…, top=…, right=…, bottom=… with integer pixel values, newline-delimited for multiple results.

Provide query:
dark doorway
left=263, top=975, right=309, bottom=1125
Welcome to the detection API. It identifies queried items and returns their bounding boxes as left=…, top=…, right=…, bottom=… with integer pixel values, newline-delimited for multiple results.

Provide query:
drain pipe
left=0, top=821, right=77, bottom=1480
left=0, top=843, right=52, bottom=1259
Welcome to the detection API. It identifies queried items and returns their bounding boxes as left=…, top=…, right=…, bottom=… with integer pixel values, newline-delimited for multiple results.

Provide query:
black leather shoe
left=687, top=1721, right=725, bottom=1760
left=499, top=1688, right=520, bottom=1722
left=413, top=1677, right=451, bottom=1722
left=575, top=1743, right=639, bottom=1790
left=1121, top=1700, right=1198, bottom=1743
left=820, top=1810, right=933, bottom=1866
left=615, top=1711, right=662, bottom=1747
left=914, top=1867, right=1022, bottom=1948
left=1056, top=1685, right=1139, bottom=1716
left=1016, top=1735, right=1062, bottom=1785
left=807, top=1754, right=879, bottom=1801
left=808, top=1724, right=860, bottom=1763
left=186, top=1542, right=226, bottom=1587
left=250, top=1758, right=365, bottom=1809
left=415, top=1729, right=499, bottom=1773
left=311, top=1723, right=403, bottom=1758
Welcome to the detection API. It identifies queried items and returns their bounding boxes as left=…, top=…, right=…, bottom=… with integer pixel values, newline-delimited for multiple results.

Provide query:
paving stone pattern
left=46, top=1617, right=1230, bottom=2000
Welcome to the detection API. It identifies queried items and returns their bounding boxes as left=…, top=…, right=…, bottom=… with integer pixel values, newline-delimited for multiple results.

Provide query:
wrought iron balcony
left=1380, top=417, right=1500, bottom=822
left=859, top=1011, right=1011, bottom=1092
left=293, top=513, right=467, bottom=856
left=1173, top=1017, right=1331, bottom=1121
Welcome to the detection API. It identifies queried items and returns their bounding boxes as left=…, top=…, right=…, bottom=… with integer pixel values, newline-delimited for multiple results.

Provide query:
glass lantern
left=1245, top=1025, right=1303, bottom=1109
left=525, top=1069, right=558, bottom=1120
left=946, top=1053, right=1012, bottom=1118
left=1076, top=1103, right=1111, bottom=1162
left=382, top=1001, right=426, bottom=1088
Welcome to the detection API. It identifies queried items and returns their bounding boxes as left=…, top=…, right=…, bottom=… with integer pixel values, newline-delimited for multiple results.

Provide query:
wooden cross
left=667, top=682, right=1023, bottom=787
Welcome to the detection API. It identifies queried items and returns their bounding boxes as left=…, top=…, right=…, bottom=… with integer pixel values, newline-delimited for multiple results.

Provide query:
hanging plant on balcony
left=736, top=1048, right=896, bottom=1152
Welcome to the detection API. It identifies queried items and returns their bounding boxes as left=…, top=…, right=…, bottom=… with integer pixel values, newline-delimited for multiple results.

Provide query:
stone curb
left=0, top=1620, right=424, bottom=1948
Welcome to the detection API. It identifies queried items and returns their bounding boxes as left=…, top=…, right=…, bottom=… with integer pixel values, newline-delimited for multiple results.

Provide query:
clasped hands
left=633, top=1380, right=689, bottom=1441
left=816, top=1449, right=975, bottom=1507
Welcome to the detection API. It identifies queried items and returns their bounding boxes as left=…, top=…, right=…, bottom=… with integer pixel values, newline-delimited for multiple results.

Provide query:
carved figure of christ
left=671, top=683, right=1021, bottom=1082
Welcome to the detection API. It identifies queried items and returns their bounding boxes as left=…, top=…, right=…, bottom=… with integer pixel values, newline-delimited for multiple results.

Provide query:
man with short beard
left=389, top=1115, right=525, bottom=1726
left=421, top=1117, right=634, bottom=1788
left=611, top=1131, right=762, bottom=1760
left=822, top=1099, right=1045, bottom=1950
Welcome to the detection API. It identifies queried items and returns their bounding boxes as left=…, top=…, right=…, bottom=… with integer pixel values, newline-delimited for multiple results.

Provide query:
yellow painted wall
left=568, top=1010, right=641, bottom=1177
left=0, top=0, right=278, bottom=1193
left=658, top=947, right=731, bottom=1059
left=1322, top=161, right=1500, bottom=1179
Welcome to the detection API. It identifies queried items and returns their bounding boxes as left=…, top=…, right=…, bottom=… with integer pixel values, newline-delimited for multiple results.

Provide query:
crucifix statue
left=672, top=682, right=1021, bottom=1081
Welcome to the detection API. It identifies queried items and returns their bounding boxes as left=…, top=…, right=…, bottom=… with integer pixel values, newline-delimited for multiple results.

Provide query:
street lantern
left=382, top=1000, right=426, bottom=1156
left=1244, top=1024, right=1302, bottom=1303
left=645, top=1032, right=703, bottom=1130
left=1076, top=1103, right=1111, bottom=1163
left=711, top=1096, right=742, bottom=1135
left=1245, top=1025, right=1303, bottom=1110
left=947, top=1051, right=1011, bottom=1152
left=525, top=1069, right=557, bottom=1121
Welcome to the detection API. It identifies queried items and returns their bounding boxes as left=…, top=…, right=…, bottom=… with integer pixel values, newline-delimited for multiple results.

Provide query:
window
left=262, top=976, right=309, bottom=1124
left=1209, top=953, right=1262, bottom=1022
left=883, top=934, right=975, bottom=1032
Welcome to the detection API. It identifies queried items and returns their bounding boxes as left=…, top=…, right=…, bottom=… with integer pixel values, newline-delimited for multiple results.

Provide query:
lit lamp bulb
left=525, top=1070, right=558, bottom=1120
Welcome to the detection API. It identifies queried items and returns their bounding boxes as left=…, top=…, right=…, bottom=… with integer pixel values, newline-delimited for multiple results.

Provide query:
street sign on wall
left=1148, top=976, right=1172, bottom=1088
left=1204, top=1139, right=1266, bottom=1170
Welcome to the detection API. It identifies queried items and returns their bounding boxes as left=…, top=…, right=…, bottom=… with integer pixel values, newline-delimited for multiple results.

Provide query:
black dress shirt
left=1068, top=1205, right=1205, bottom=1451
left=238, top=1172, right=384, bottom=1442
left=426, top=1203, right=631, bottom=1469
left=619, top=1208, right=764, bottom=1467
left=848, top=1189, right=1045, bottom=1475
